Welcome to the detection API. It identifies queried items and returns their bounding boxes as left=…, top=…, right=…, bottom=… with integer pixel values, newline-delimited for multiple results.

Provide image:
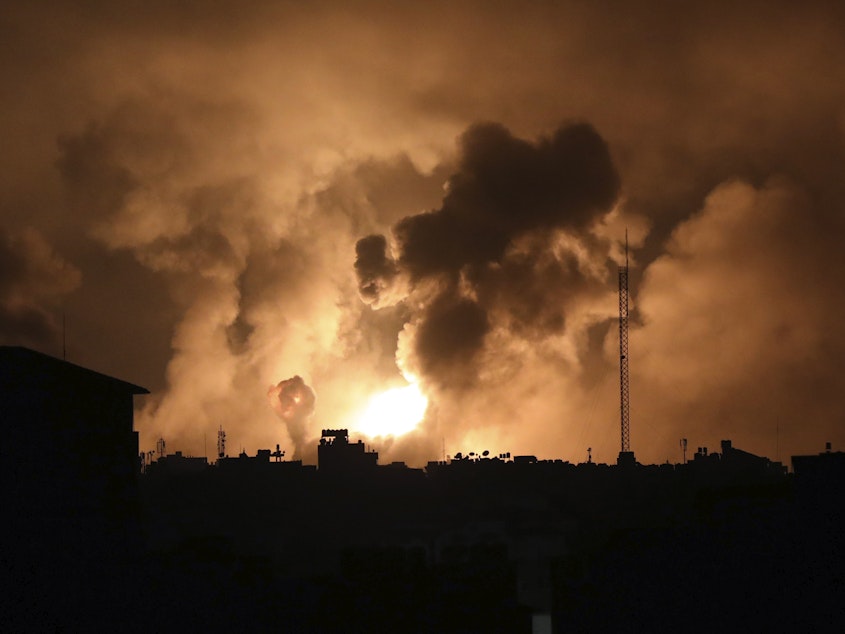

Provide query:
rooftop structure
left=317, top=428, right=378, bottom=474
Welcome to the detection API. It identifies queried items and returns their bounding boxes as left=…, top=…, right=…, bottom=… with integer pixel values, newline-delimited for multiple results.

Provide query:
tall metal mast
left=618, top=231, right=632, bottom=460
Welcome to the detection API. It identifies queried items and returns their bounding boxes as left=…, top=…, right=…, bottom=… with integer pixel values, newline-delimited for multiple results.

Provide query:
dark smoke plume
left=413, top=291, right=489, bottom=386
left=355, top=121, right=620, bottom=389
left=394, top=121, right=619, bottom=279
left=354, top=234, right=398, bottom=306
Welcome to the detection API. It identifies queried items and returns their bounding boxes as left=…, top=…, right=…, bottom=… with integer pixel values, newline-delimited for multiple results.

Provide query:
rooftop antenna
left=217, top=425, right=226, bottom=460
left=618, top=230, right=635, bottom=466
left=271, top=443, right=285, bottom=462
left=680, top=438, right=688, bottom=464
left=156, top=437, right=166, bottom=460
left=62, top=311, right=66, bottom=361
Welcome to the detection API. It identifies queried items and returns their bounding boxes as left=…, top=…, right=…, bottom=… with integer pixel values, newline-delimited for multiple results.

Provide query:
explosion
left=353, top=381, right=428, bottom=439
left=267, top=375, right=316, bottom=458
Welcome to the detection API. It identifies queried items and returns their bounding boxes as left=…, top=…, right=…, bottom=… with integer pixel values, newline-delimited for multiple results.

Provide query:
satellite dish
left=482, top=450, right=489, bottom=457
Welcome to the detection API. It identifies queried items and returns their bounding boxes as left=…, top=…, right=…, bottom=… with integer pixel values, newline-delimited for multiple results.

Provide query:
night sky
left=2, top=1, right=844, bottom=465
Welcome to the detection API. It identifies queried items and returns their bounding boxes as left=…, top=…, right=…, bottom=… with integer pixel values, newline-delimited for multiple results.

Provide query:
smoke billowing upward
left=354, top=235, right=398, bottom=307
left=413, top=292, right=489, bottom=388
left=355, top=121, right=621, bottom=392
left=373, top=122, right=619, bottom=283
left=268, top=376, right=316, bottom=459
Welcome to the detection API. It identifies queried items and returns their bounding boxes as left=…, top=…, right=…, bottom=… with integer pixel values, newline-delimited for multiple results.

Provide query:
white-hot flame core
left=355, top=383, right=428, bottom=438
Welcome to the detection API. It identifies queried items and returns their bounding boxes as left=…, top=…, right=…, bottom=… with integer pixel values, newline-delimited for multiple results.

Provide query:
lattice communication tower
left=618, top=234, right=631, bottom=454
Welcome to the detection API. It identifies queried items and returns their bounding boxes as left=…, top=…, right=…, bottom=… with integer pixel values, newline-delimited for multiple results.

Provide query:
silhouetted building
left=0, top=346, right=148, bottom=628
left=792, top=443, right=845, bottom=498
left=318, top=428, right=378, bottom=474
left=1, top=346, right=147, bottom=523
left=140, top=429, right=845, bottom=632
left=146, top=450, right=209, bottom=476
left=215, top=448, right=311, bottom=475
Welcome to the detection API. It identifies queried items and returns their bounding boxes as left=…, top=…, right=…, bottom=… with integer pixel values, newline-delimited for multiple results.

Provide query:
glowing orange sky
left=1, top=0, right=844, bottom=465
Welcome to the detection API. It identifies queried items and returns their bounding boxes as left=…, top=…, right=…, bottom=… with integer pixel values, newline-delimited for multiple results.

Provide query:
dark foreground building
left=0, top=346, right=148, bottom=630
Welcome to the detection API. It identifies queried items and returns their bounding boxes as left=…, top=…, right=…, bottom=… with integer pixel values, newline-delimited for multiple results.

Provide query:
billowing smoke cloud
left=413, top=291, right=490, bottom=387
left=358, top=123, right=618, bottom=289
left=356, top=121, right=621, bottom=391
left=354, top=234, right=399, bottom=307
left=633, top=177, right=845, bottom=460
left=396, top=122, right=619, bottom=278
left=268, top=375, right=316, bottom=458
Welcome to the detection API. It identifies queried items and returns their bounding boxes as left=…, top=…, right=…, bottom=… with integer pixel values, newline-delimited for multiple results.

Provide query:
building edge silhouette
left=1, top=346, right=149, bottom=630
